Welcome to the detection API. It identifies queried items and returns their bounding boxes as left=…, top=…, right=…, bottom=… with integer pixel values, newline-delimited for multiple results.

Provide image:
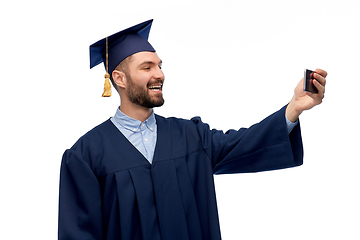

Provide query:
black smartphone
left=304, top=69, right=318, bottom=94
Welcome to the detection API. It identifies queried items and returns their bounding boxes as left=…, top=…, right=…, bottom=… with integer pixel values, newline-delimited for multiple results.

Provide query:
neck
left=119, top=103, right=153, bottom=122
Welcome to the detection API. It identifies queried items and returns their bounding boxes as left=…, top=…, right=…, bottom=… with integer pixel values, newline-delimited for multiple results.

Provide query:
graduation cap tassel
left=102, top=73, right=111, bottom=97
left=102, top=37, right=111, bottom=97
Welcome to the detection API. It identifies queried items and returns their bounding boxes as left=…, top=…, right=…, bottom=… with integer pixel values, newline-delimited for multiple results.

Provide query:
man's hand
left=286, top=69, right=327, bottom=123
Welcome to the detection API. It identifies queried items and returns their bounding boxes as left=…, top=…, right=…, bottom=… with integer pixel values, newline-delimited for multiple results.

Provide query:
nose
left=154, top=66, right=165, bottom=81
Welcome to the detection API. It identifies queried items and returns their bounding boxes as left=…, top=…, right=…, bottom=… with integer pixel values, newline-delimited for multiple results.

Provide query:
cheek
left=130, top=73, right=151, bottom=86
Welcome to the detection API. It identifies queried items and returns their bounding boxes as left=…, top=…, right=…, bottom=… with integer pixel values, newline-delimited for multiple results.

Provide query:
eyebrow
left=139, top=60, right=163, bottom=67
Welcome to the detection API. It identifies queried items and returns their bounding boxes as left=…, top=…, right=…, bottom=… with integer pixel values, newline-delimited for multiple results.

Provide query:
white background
left=1, top=0, right=359, bottom=239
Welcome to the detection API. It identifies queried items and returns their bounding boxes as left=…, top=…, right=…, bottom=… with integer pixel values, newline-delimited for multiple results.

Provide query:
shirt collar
left=113, top=107, right=156, bottom=132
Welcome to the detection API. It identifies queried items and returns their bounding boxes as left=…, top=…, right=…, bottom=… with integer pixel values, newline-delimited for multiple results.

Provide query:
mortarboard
left=89, top=19, right=156, bottom=97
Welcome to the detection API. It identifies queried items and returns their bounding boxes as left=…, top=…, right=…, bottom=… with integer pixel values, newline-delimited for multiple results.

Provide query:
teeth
left=149, top=84, right=162, bottom=90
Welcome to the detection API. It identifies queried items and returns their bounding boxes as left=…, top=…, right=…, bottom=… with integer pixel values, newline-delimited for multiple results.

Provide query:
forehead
left=130, top=51, right=162, bottom=65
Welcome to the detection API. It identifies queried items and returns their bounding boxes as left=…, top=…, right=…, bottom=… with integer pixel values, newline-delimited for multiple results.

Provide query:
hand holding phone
left=304, top=69, right=318, bottom=94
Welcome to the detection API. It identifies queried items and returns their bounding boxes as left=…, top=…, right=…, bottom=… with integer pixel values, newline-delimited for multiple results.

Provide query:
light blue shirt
left=110, top=108, right=297, bottom=164
left=110, top=108, right=157, bottom=163
left=286, top=115, right=298, bottom=133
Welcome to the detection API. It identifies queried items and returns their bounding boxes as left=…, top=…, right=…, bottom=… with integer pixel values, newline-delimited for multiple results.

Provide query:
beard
left=126, top=73, right=165, bottom=109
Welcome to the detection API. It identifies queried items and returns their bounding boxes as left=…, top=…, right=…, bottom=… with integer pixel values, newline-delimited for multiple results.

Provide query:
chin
left=141, top=98, right=165, bottom=109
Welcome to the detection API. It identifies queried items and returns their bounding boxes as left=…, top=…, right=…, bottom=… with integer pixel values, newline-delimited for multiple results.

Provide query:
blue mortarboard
left=89, top=19, right=156, bottom=96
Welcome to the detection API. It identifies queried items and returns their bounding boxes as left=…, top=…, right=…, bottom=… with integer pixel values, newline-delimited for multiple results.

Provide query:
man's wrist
left=286, top=97, right=302, bottom=123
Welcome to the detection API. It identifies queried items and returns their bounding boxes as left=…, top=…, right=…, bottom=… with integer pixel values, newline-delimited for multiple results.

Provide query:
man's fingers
left=315, top=68, right=328, bottom=78
left=314, top=72, right=327, bottom=88
left=313, top=79, right=325, bottom=95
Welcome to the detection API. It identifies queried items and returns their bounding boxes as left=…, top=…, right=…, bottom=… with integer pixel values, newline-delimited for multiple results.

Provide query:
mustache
left=147, top=80, right=164, bottom=87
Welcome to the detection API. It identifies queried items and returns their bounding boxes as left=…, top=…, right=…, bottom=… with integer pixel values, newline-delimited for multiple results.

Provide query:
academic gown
left=58, top=105, right=303, bottom=240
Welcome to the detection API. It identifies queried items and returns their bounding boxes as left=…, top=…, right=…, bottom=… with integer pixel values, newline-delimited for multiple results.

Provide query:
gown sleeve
left=194, top=105, right=303, bottom=174
left=58, top=149, right=104, bottom=240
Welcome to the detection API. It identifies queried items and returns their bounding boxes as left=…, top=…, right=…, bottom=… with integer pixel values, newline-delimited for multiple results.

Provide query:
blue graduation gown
left=58, top=106, right=303, bottom=240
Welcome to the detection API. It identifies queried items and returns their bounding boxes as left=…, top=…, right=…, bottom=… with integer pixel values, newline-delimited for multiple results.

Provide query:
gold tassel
left=102, top=73, right=111, bottom=97
left=102, top=37, right=111, bottom=97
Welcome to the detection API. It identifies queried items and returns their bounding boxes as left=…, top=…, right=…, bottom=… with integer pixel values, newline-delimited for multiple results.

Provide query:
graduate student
left=58, top=19, right=326, bottom=240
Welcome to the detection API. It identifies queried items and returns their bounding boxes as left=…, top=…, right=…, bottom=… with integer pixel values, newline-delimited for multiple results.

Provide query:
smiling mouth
left=148, top=83, right=163, bottom=92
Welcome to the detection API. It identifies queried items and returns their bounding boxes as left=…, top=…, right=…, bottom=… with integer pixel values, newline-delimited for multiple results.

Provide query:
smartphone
left=304, top=69, right=318, bottom=94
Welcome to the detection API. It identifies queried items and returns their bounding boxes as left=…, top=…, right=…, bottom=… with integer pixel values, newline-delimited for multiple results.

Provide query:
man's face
left=125, top=51, right=165, bottom=109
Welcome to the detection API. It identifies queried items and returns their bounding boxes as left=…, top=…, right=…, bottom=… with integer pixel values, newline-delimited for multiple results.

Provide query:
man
left=58, top=19, right=326, bottom=240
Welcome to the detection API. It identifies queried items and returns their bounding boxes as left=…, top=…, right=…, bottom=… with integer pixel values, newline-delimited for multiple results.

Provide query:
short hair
left=110, top=55, right=133, bottom=93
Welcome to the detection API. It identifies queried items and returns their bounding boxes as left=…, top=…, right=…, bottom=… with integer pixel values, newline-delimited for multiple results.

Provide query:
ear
left=112, top=70, right=126, bottom=89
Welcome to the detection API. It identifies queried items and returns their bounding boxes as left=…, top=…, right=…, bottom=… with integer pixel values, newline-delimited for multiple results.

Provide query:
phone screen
left=304, top=69, right=318, bottom=94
